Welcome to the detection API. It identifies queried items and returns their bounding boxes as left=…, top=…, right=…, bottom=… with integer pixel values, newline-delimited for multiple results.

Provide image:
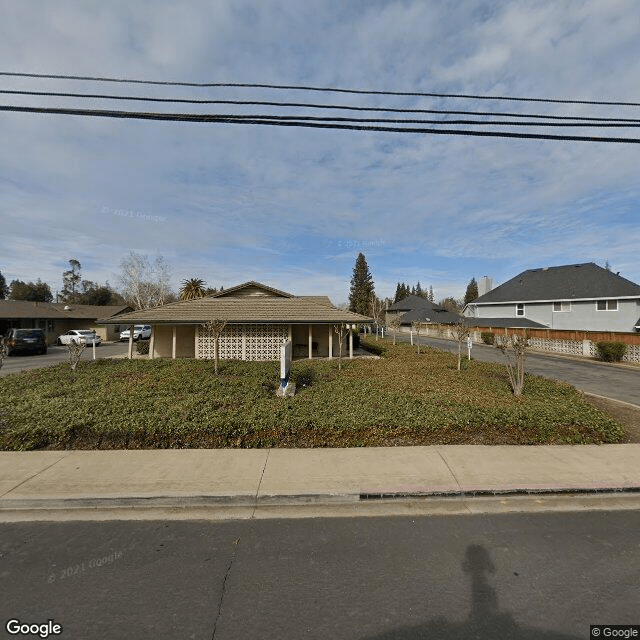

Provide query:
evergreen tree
left=464, top=277, right=479, bottom=304
left=0, top=271, right=8, bottom=299
left=9, top=279, right=53, bottom=302
left=394, top=282, right=403, bottom=303
left=415, top=282, right=423, bottom=298
left=428, top=285, right=435, bottom=303
left=348, top=252, right=375, bottom=316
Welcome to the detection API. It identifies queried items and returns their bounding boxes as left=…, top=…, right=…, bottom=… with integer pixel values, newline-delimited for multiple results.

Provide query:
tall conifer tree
left=348, top=253, right=375, bottom=316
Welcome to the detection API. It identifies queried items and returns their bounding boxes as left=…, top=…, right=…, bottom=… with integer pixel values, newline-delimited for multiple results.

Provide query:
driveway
left=0, top=341, right=131, bottom=377
left=397, top=335, right=640, bottom=406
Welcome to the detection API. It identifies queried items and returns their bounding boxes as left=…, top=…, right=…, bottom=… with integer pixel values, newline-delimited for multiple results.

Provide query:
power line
left=2, top=104, right=639, bottom=143
left=2, top=71, right=640, bottom=107
left=3, top=88, right=640, bottom=123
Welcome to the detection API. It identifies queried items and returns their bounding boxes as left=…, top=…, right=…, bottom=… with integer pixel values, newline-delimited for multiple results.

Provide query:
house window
left=597, top=300, right=618, bottom=311
left=47, top=319, right=56, bottom=332
left=553, top=301, right=570, bottom=312
left=516, top=303, right=524, bottom=316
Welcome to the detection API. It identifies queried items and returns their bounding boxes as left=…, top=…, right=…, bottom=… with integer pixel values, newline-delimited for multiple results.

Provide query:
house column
left=349, top=324, right=354, bottom=359
left=149, top=326, right=155, bottom=359
left=127, top=324, right=134, bottom=359
left=308, top=324, right=313, bottom=359
left=172, top=326, right=177, bottom=359
left=328, top=326, right=333, bottom=359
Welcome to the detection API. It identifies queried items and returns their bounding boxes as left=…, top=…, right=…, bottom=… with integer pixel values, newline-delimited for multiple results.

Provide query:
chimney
left=478, top=276, right=493, bottom=297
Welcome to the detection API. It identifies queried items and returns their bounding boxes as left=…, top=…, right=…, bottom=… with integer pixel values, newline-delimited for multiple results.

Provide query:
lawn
left=0, top=339, right=624, bottom=450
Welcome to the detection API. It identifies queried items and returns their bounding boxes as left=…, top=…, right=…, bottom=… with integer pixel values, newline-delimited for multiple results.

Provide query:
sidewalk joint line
left=252, top=449, right=270, bottom=518
left=0, top=452, right=71, bottom=499
left=435, top=448, right=464, bottom=498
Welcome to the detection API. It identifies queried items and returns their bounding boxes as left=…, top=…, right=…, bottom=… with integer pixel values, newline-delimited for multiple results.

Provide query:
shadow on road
left=364, top=544, right=579, bottom=640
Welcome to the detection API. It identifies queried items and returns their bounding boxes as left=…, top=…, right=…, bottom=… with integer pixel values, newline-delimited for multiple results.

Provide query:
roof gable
left=210, top=281, right=293, bottom=298
left=473, top=263, right=640, bottom=304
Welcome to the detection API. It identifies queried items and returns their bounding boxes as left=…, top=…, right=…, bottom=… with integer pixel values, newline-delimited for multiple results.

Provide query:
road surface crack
left=211, top=537, right=240, bottom=639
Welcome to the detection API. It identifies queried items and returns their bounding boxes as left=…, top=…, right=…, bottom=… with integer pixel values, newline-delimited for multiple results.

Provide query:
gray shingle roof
left=0, top=301, right=130, bottom=320
left=99, top=295, right=371, bottom=325
left=473, top=263, right=640, bottom=304
left=387, top=295, right=431, bottom=311
left=399, top=307, right=463, bottom=326
left=387, top=295, right=463, bottom=325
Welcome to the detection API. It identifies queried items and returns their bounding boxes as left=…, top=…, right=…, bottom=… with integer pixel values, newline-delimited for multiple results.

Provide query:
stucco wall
left=152, top=325, right=173, bottom=358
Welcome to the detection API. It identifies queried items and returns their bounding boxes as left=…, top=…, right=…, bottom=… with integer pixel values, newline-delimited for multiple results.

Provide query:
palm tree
left=179, top=278, right=206, bottom=300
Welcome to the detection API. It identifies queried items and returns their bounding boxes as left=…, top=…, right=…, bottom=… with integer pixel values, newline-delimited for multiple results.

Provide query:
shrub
left=137, top=339, right=150, bottom=355
left=292, top=364, right=315, bottom=388
left=361, top=340, right=387, bottom=356
left=596, top=341, right=627, bottom=362
left=481, top=332, right=495, bottom=345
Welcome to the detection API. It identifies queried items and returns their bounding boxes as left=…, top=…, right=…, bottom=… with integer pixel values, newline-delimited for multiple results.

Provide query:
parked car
left=119, top=325, right=152, bottom=341
left=3, top=328, right=47, bottom=355
left=56, top=330, right=102, bottom=346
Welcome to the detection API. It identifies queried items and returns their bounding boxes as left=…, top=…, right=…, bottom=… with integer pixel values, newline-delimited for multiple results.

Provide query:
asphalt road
left=1, top=511, right=638, bottom=639
left=0, top=341, right=130, bottom=377
left=398, top=335, right=640, bottom=405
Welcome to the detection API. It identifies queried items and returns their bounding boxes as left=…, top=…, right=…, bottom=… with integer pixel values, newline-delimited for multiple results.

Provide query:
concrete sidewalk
left=1, top=446, right=639, bottom=517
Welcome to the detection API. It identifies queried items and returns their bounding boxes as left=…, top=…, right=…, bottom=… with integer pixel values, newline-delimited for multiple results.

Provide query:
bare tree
left=201, top=319, right=227, bottom=374
left=333, top=323, right=347, bottom=370
left=119, top=252, right=173, bottom=310
left=411, top=320, right=422, bottom=354
left=67, top=338, right=86, bottom=372
left=387, top=315, right=402, bottom=346
left=370, top=295, right=385, bottom=341
left=452, top=320, right=471, bottom=371
left=495, top=330, right=530, bottom=396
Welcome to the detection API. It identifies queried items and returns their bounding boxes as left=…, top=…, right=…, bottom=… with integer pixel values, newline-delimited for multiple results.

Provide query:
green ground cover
left=0, top=340, right=624, bottom=450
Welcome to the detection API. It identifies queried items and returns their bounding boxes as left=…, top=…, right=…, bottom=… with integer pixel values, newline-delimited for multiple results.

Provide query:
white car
left=119, top=325, right=152, bottom=341
left=57, top=330, right=102, bottom=346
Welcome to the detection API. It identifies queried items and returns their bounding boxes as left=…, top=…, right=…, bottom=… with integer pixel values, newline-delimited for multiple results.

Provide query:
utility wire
left=2, top=88, right=640, bottom=123
left=2, top=71, right=640, bottom=107
left=1, top=104, right=639, bottom=143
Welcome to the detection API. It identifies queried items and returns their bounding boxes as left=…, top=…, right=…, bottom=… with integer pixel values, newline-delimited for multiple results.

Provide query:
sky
left=1, top=0, right=639, bottom=306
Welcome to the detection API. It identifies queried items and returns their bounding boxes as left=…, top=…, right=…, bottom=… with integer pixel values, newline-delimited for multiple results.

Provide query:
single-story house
left=99, top=281, right=372, bottom=360
left=385, top=295, right=464, bottom=328
left=464, top=262, right=640, bottom=333
left=0, top=300, right=132, bottom=344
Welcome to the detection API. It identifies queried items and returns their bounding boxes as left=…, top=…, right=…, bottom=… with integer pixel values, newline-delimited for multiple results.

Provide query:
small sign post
left=467, top=337, right=472, bottom=361
left=280, top=340, right=292, bottom=391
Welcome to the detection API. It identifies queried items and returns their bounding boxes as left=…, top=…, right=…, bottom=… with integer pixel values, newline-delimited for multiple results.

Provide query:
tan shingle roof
left=99, top=296, right=371, bottom=324
left=0, top=301, right=130, bottom=320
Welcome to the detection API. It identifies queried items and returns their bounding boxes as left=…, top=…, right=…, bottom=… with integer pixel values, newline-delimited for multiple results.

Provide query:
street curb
left=3, top=486, right=640, bottom=512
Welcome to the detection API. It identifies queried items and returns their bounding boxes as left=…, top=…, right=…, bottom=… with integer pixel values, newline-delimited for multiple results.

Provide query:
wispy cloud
left=1, top=0, right=639, bottom=303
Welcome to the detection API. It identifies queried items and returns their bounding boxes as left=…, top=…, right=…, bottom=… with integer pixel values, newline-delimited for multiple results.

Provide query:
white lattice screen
left=196, top=323, right=288, bottom=361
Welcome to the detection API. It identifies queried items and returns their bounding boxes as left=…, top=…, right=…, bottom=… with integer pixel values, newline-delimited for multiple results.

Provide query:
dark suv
left=4, top=328, right=48, bottom=355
